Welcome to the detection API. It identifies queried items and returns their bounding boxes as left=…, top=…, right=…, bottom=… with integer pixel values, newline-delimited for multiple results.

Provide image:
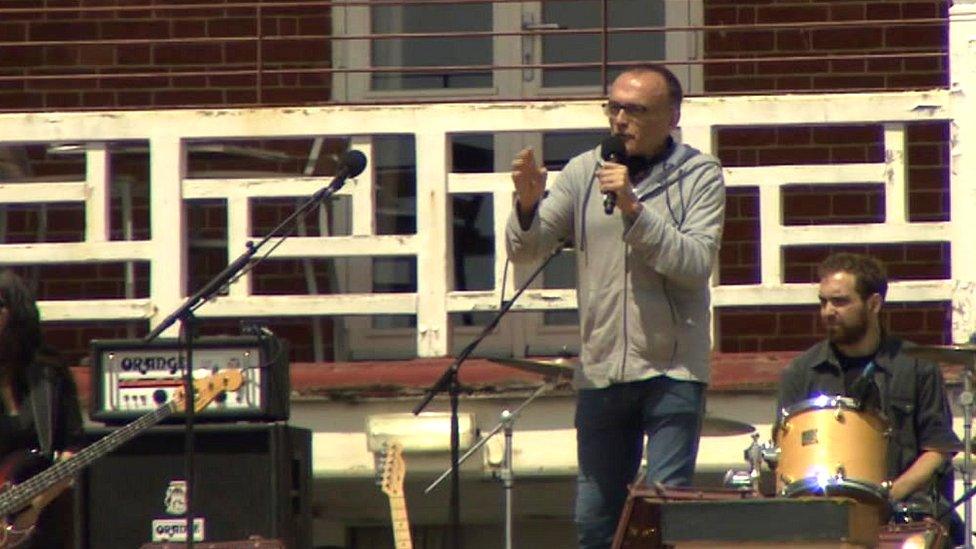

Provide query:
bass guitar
left=0, top=370, right=243, bottom=548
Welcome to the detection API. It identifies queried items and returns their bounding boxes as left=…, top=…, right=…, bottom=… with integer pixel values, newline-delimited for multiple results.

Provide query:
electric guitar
left=379, top=441, right=412, bottom=549
left=0, top=370, right=244, bottom=548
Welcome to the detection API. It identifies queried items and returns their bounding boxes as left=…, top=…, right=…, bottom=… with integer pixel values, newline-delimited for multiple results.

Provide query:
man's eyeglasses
left=602, top=101, right=650, bottom=118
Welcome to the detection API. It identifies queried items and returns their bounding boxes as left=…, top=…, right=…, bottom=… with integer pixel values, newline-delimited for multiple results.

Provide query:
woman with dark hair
left=0, top=269, right=84, bottom=548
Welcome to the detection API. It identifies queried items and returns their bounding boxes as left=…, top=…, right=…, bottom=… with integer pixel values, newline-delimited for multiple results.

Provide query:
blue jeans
left=574, top=376, right=705, bottom=549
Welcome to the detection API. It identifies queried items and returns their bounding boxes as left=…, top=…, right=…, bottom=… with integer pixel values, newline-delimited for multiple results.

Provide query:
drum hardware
left=904, top=343, right=976, bottom=549
left=724, top=433, right=779, bottom=493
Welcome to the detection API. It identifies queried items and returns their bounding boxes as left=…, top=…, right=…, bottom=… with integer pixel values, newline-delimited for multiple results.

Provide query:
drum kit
left=491, top=344, right=976, bottom=548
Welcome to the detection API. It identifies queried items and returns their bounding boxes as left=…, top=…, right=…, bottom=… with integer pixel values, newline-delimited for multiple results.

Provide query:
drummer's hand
left=888, top=450, right=949, bottom=502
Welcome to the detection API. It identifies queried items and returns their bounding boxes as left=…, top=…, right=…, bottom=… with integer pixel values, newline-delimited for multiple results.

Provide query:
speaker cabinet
left=75, top=423, right=311, bottom=549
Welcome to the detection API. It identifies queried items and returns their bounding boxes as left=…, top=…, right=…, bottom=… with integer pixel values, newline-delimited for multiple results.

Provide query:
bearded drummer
left=775, top=252, right=964, bottom=545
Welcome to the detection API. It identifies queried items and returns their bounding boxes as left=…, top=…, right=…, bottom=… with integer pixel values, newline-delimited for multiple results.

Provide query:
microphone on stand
left=600, top=135, right=627, bottom=215
left=849, top=361, right=877, bottom=411
left=331, top=149, right=368, bottom=190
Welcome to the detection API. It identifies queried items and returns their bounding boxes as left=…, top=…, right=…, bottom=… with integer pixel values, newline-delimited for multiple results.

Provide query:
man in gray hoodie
left=506, top=64, right=725, bottom=549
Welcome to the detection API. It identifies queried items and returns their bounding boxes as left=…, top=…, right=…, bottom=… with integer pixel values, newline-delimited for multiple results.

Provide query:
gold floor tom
left=775, top=395, right=889, bottom=506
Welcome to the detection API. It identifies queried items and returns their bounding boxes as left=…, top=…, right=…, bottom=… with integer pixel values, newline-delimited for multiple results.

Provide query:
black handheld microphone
left=849, top=361, right=877, bottom=410
left=600, top=135, right=627, bottom=215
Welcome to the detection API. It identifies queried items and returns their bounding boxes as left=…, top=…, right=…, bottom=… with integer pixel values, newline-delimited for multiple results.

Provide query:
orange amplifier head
left=90, top=335, right=290, bottom=424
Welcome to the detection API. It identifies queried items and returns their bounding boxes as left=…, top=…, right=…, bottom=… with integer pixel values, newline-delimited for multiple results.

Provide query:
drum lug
left=760, top=443, right=780, bottom=467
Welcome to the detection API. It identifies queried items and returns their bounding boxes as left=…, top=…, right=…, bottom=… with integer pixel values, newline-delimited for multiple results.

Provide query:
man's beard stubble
left=824, top=308, right=870, bottom=347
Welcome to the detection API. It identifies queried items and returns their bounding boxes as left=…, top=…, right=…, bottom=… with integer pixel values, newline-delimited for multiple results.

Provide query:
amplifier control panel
left=91, top=336, right=289, bottom=424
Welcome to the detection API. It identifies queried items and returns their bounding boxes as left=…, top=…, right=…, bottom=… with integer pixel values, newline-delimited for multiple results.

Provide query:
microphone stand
left=425, top=379, right=563, bottom=549
left=143, top=155, right=365, bottom=548
left=413, top=240, right=568, bottom=549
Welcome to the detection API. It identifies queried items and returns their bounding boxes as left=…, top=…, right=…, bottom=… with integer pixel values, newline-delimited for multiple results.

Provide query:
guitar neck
left=0, top=400, right=177, bottom=515
left=389, top=494, right=412, bottom=549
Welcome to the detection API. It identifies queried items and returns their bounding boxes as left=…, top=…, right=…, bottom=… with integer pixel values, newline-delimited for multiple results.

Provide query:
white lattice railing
left=0, top=85, right=971, bottom=356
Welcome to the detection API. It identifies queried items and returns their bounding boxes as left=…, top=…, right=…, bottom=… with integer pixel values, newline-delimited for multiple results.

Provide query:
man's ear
left=670, top=107, right=681, bottom=130
left=867, top=293, right=883, bottom=315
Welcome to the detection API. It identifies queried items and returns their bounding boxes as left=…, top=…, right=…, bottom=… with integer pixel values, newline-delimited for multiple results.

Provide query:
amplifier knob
left=152, top=389, right=168, bottom=404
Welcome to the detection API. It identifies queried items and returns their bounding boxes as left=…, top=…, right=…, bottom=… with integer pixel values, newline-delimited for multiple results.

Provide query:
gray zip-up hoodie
left=505, top=141, right=725, bottom=389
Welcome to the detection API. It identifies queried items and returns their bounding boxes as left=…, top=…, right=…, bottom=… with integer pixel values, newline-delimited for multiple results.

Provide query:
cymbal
left=903, top=344, right=976, bottom=366
left=487, top=357, right=577, bottom=378
left=701, top=415, right=755, bottom=437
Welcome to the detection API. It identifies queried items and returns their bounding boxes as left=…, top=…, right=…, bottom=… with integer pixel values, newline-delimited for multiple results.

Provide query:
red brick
left=756, top=5, right=829, bottom=23
left=907, top=143, right=946, bottom=165
left=908, top=122, right=949, bottom=142
left=829, top=145, right=872, bottom=163
left=775, top=127, right=812, bottom=146
left=812, top=74, right=887, bottom=89
left=78, top=44, right=115, bottom=65
left=760, top=335, right=822, bottom=352
left=100, top=20, right=170, bottom=40
left=885, top=25, right=945, bottom=48
left=887, top=73, right=946, bottom=89
left=906, top=192, right=947, bottom=221
left=28, top=21, right=100, bottom=41
left=902, top=56, right=944, bottom=72
left=207, top=18, right=257, bottom=37
left=0, top=92, right=43, bottom=109
left=758, top=147, right=830, bottom=165
left=777, top=312, right=816, bottom=336
left=902, top=2, right=943, bottom=19
left=757, top=58, right=827, bottom=75
left=783, top=189, right=831, bottom=218
left=775, top=76, right=814, bottom=91
left=297, top=15, right=329, bottom=36
left=829, top=4, right=866, bottom=21
left=720, top=311, right=778, bottom=336
left=866, top=3, right=902, bottom=20
left=718, top=127, right=777, bottom=147
left=705, top=7, right=736, bottom=25
left=0, top=23, right=27, bottom=41
left=867, top=57, right=903, bottom=72
left=44, top=91, right=82, bottom=108
left=153, top=43, right=223, bottom=64
left=908, top=166, right=948, bottom=190
left=811, top=28, right=883, bottom=50
left=708, top=30, right=776, bottom=53
left=171, top=19, right=207, bottom=38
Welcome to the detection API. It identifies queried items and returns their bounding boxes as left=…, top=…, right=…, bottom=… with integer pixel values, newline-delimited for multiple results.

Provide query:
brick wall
left=703, top=1, right=947, bottom=93
left=704, top=1, right=952, bottom=351
left=0, top=0, right=958, bottom=364
left=0, top=0, right=331, bottom=110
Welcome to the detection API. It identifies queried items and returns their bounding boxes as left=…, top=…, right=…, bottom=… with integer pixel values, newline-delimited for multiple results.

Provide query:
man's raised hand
left=511, top=147, right=547, bottom=215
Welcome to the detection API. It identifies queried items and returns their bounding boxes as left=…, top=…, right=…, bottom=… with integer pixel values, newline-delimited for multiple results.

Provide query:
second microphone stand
left=413, top=240, right=568, bottom=549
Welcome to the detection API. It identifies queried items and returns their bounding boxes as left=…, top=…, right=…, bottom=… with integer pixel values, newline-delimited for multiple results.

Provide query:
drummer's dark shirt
left=776, top=335, right=960, bottom=497
left=836, top=351, right=883, bottom=412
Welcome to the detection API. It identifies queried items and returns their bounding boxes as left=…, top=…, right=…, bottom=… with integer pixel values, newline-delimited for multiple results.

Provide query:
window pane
left=542, top=0, right=666, bottom=88
left=371, top=4, right=493, bottom=91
